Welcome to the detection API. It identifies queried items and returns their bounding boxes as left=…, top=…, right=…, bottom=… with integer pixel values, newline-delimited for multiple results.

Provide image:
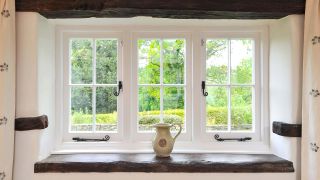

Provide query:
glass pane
left=138, top=86, right=160, bottom=132
left=96, top=39, right=118, bottom=84
left=70, top=39, right=93, bottom=84
left=96, top=87, right=117, bottom=132
left=231, top=39, right=254, bottom=84
left=163, top=39, right=185, bottom=84
left=206, top=39, right=228, bottom=84
left=71, top=87, right=93, bottom=132
left=164, top=87, right=185, bottom=131
left=138, top=39, right=160, bottom=84
left=231, top=87, right=253, bottom=131
left=206, top=87, right=228, bottom=131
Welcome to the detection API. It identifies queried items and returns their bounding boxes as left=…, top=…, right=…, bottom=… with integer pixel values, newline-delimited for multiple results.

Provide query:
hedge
left=72, top=106, right=252, bottom=126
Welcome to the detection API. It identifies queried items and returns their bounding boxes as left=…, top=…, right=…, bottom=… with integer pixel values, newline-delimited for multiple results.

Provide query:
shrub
left=138, top=114, right=183, bottom=125
left=72, top=107, right=252, bottom=127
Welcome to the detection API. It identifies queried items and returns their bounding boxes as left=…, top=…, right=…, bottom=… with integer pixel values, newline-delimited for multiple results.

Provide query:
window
left=200, top=33, right=262, bottom=141
left=137, top=39, right=186, bottom=132
left=131, top=32, right=192, bottom=141
left=61, top=32, right=124, bottom=141
left=56, top=26, right=268, bottom=151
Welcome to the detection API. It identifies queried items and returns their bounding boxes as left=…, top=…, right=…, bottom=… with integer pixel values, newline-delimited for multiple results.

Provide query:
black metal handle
left=214, top=134, right=252, bottom=142
left=72, top=135, right=110, bottom=142
left=202, top=81, right=208, bottom=96
left=114, top=81, right=123, bottom=96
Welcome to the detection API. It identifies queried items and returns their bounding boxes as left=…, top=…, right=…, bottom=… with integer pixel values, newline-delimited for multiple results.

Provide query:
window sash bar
left=160, top=39, right=164, bottom=123
left=93, top=39, right=97, bottom=133
left=227, top=39, right=232, bottom=132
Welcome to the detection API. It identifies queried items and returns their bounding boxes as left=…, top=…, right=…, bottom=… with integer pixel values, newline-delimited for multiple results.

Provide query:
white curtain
left=302, top=0, right=320, bottom=180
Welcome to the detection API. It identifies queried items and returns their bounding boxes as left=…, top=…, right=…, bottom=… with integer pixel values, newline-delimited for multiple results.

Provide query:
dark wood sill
left=34, top=153, right=294, bottom=173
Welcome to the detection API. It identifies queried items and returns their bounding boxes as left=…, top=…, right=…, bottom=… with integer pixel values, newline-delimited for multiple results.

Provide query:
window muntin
left=137, top=39, right=186, bottom=132
left=69, top=38, right=119, bottom=133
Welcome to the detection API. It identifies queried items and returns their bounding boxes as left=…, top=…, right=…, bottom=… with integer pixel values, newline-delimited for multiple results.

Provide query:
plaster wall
left=269, top=15, right=304, bottom=180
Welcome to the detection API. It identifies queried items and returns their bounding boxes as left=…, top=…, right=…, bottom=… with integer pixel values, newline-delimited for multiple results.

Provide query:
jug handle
left=173, top=124, right=182, bottom=141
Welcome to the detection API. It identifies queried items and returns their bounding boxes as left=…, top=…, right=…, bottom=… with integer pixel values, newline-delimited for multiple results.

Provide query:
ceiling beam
left=16, top=0, right=306, bottom=19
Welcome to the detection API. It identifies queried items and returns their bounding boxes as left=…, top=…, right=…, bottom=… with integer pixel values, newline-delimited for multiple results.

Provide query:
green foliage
left=71, top=38, right=253, bottom=130
left=72, top=107, right=252, bottom=128
left=206, top=106, right=252, bottom=126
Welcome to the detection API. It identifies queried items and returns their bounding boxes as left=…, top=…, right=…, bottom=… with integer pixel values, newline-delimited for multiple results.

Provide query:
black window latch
left=72, top=135, right=110, bottom=142
left=214, top=134, right=252, bottom=142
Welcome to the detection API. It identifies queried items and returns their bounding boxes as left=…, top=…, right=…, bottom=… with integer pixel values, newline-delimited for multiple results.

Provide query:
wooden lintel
left=16, top=0, right=306, bottom=19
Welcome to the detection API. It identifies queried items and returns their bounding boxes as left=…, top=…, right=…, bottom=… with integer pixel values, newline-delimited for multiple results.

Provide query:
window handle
left=202, top=81, right=208, bottom=96
left=72, top=135, right=110, bottom=142
left=214, top=134, right=252, bottom=142
left=114, top=81, right=123, bottom=96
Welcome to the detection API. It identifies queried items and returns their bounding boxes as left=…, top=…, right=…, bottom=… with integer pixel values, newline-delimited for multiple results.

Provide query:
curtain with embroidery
left=302, top=0, right=320, bottom=179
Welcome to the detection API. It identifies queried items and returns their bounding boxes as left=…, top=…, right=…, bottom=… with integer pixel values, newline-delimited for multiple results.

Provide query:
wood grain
left=34, top=153, right=294, bottom=173
left=15, top=115, right=48, bottom=131
left=16, top=0, right=305, bottom=19
left=273, top=121, right=302, bottom=137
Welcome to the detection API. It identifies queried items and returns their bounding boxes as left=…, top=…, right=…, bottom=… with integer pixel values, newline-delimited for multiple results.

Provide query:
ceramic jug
left=152, top=123, right=182, bottom=157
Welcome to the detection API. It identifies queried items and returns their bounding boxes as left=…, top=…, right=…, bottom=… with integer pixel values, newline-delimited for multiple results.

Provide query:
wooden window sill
left=34, top=153, right=294, bottom=173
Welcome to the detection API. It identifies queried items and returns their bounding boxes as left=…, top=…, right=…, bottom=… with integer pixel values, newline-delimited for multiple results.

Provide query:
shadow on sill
left=34, top=153, right=294, bottom=173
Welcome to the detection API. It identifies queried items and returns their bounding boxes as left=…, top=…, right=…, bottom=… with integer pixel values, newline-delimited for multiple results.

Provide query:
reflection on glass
left=71, top=87, right=93, bottom=132
left=206, top=39, right=228, bottom=84
left=230, top=39, right=253, bottom=84
left=96, top=39, right=118, bottom=84
left=231, top=87, right=253, bottom=131
left=163, top=39, right=185, bottom=84
left=206, top=87, right=228, bottom=131
left=138, top=39, right=160, bottom=84
left=138, top=87, right=160, bottom=131
left=70, top=39, right=93, bottom=84
left=96, top=87, right=117, bottom=132
left=164, top=87, right=185, bottom=131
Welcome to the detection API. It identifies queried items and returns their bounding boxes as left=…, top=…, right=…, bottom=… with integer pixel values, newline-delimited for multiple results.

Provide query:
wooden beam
left=15, top=115, right=48, bottom=131
left=273, top=121, right=302, bottom=137
left=16, top=0, right=306, bottom=19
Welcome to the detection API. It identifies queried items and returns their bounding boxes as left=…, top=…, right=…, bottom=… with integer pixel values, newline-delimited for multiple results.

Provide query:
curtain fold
left=302, top=0, right=320, bottom=180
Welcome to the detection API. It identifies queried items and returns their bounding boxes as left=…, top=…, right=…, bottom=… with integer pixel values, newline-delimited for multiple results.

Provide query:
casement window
left=131, top=32, right=192, bottom=141
left=199, top=33, right=263, bottom=142
left=61, top=32, right=124, bottom=141
left=56, top=27, right=268, bottom=151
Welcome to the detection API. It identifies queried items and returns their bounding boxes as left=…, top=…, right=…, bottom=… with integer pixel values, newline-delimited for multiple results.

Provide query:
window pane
left=96, top=87, right=117, bottom=132
left=71, top=87, right=93, bottom=132
left=96, top=39, right=117, bottom=84
left=138, top=39, right=160, bottom=84
left=138, top=87, right=160, bottom=131
left=231, top=39, right=253, bottom=84
left=231, top=87, right=253, bottom=131
left=206, top=39, right=228, bottom=84
left=164, top=87, right=185, bottom=131
left=206, top=87, right=228, bottom=131
left=163, top=39, right=185, bottom=84
left=70, top=39, right=93, bottom=84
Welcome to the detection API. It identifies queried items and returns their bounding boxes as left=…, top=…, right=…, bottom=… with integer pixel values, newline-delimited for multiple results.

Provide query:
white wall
left=14, top=12, right=303, bottom=180
left=14, top=12, right=55, bottom=180
left=269, top=15, right=304, bottom=180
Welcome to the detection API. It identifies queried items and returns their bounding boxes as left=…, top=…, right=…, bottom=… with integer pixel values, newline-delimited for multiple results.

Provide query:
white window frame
left=131, top=31, right=193, bottom=142
left=59, top=31, right=125, bottom=143
left=54, top=25, right=269, bottom=153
